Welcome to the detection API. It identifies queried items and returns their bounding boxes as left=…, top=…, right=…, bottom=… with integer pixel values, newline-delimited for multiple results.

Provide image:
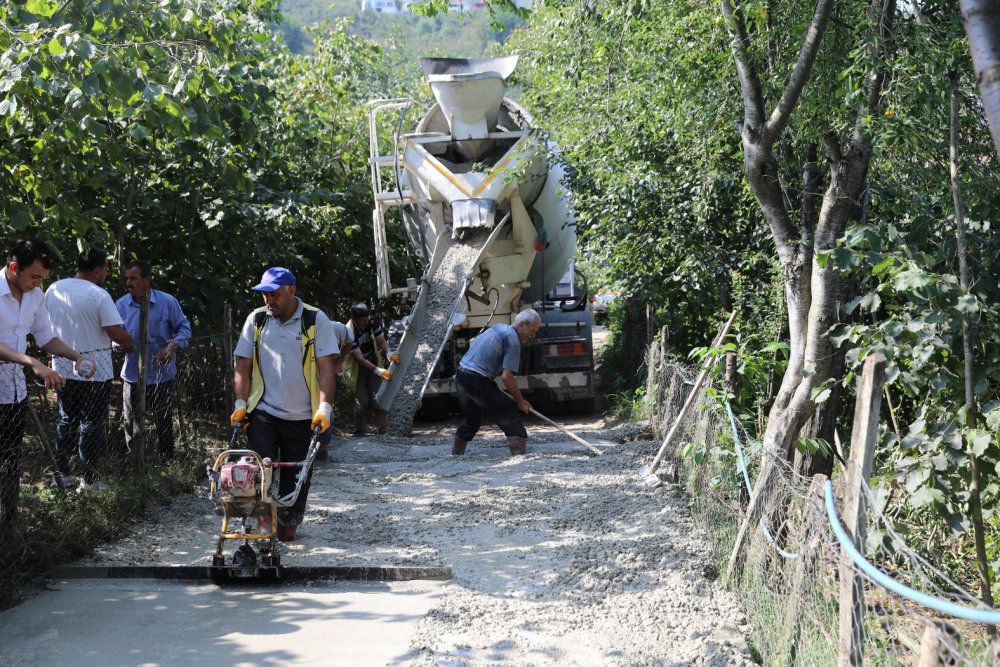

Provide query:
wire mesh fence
left=2, top=331, right=233, bottom=505
left=644, top=348, right=998, bottom=665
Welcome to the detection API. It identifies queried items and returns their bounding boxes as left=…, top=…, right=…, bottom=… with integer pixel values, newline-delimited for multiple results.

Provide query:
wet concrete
left=0, top=579, right=444, bottom=666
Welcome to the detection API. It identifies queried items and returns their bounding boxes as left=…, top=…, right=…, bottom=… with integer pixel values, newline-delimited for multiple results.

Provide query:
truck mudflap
left=424, top=371, right=593, bottom=401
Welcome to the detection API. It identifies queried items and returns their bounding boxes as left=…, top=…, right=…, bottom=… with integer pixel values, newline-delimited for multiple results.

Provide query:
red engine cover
left=220, top=459, right=258, bottom=497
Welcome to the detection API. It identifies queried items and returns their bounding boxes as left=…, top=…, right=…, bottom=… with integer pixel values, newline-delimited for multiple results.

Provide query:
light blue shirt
left=116, top=289, right=192, bottom=384
left=459, top=324, right=520, bottom=378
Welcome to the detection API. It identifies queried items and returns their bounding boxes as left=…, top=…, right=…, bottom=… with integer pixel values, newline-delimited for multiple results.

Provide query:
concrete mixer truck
left=368, top=56, right=594, bottom=435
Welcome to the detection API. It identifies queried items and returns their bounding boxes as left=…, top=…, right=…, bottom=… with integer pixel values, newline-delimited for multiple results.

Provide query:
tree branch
left=720, top=0, right=766, bottom=130
left=764, top=0, right=834, bottom=142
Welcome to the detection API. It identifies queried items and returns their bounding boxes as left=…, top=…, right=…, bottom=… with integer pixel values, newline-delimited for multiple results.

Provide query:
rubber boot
left=452, top=435, right=468, bottom=456
left=353, top=415, right=366, bottom=436
left=374, top=412, right=388, bottom=436
left=507, top=436, right=527, bottom=456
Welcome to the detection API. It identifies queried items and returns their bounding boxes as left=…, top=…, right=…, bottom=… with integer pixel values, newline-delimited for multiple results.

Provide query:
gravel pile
left=80, top=423, right=754, bottom=665
left=387, top=230, right=490, bottom=436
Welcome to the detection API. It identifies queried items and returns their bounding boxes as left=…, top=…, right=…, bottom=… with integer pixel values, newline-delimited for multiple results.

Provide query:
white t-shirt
left=44, top=278, right=123, bottom=382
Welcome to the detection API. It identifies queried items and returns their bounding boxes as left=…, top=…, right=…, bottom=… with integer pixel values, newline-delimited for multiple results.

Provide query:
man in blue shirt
left=453, top=309, right=541, bottom=456
left=116, top=260, right=192, bottom=462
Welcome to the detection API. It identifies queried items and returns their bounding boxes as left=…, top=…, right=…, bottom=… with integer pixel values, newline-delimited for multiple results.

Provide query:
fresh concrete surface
left=0, top=579, right=444, bottom=666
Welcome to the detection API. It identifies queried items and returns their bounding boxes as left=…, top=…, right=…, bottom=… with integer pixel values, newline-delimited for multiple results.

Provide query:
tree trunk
left=623, top=296, right=648, bottom=390
left=949, top=79, right=995, bottom=617
left=961, top=0, right=1000, bottom=156
left=722, top=0, right=896, bottom=581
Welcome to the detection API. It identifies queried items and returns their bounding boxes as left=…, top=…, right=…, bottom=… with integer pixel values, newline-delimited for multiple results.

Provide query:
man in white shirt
left=45, top=248, right=135, bottom=491
left=0, top=239, right=95, bottom=526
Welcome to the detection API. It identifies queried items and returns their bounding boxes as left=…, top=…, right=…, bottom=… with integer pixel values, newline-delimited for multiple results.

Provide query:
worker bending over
left=452, top=309, right=541, bottom=456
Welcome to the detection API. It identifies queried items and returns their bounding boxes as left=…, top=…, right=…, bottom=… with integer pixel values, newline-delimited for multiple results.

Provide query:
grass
left=0, top=431, right=215, bottom=610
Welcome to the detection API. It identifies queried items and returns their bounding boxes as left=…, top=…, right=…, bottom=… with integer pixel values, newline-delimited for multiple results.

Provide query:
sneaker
left=48, top=474, right=77, bottom=489
left=78, top=479, right=110, bottom=494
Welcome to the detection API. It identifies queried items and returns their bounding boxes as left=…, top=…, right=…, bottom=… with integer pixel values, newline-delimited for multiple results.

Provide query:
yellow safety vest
left=247, top=303, right=321, bottom=414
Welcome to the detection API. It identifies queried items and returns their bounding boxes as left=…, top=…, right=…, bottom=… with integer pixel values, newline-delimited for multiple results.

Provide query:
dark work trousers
left=353, top=370, right=386, bottom=417
left=55, top=380, right=111, bottom=483
left=122, top=380, right=176, bottom=461
left=246, top=410, right=313, bottom=527
left=0, top=400, right=26, bottom=526
left=455, top=368, right=527, bottom=442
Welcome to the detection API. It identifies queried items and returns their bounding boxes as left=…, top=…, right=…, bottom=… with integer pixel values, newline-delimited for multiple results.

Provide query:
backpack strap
left=300, top=306, right=318, bottom=365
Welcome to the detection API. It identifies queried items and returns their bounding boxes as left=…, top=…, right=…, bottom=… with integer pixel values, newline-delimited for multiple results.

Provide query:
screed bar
left=47, top=565, right=453, bottom=584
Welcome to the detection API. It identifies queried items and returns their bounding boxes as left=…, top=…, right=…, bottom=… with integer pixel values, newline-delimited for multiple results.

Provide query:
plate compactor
left=205, top=425, right=321, bottom=576
left=45, top=425, right=454, bottom=585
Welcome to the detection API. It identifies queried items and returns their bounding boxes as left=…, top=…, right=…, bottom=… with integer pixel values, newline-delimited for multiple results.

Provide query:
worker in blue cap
left=230, top=267, right=340, bottom=542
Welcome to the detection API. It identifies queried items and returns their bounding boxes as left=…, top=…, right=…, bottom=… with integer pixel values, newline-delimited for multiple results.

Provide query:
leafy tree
left=508, top=0, right=774, bottom=377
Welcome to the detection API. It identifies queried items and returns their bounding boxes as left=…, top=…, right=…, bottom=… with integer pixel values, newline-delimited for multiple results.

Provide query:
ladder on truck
left=368, top=98, right=417, bottom=300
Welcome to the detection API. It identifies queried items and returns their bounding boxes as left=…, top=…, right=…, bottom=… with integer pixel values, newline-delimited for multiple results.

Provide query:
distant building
left=362, top=0, right=399, bottom=13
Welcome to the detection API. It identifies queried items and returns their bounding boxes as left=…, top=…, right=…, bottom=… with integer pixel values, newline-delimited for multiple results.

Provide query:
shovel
left=501, top=390, right=602, bottom=456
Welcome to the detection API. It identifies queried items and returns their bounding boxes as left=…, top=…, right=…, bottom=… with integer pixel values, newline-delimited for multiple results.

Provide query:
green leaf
left=831, top=247, right=859, bottom=270
left=954, top=294, right=978, bottom=316
left=893, top=268, right=932, bottom=291
left=986, top=406, right=1000, bottom=431
left=827, top=323, right=852, bottom=348
left=141, top=83, right=164, bottom=102
left=966, top=430, right=992, bottom=458
left=815, top=249, right=831, bottom=269
left=26, top=0, right=58, bottom=17
left=811, top=387, right=831, bottom=404
left=909, top=486, right=939, bottom=509
left=128, top=124, right=150, bottom=140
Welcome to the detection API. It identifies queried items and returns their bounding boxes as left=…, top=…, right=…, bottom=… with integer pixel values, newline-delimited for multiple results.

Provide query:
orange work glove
left=230, top=400, right=249, bottom=430
left=311, top=402, right=333, bottom=433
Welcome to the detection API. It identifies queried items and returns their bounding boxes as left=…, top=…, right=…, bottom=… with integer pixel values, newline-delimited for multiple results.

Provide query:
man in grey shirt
left=230, top=267, right=339, bottom=542
left=452, top=309, right=541, bottom=457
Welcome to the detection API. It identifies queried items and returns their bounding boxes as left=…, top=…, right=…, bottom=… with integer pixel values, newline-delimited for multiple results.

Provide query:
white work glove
left=387, top=351, right=400, bottom=364
left=375, top=366, right=391, bottom=380
left=312, top=401, right=333, bottom=433
left=230, top=399, right=249, bottom=430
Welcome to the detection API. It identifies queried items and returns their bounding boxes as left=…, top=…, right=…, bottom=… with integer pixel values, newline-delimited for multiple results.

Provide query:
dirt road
left=0, top=415, right=753, bottom=666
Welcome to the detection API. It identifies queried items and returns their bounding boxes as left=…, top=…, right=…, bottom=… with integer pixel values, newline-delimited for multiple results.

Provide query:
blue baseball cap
left=252, top=267, right=296, bottom=292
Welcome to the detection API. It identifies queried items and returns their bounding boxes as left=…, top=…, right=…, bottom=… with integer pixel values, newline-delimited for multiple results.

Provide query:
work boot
left=374, top=412, right=388, bottom=436
left=507, top=436, right=527, bottom=456
left=353, top=415, right=367, bottom=437
left=277, top=524, right=297, bottom=542
left=452, top=435, right=468, bottom=456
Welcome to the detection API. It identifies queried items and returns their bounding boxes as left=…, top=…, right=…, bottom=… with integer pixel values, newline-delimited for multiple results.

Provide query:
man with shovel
left=452, top=309, right=540, bottom=456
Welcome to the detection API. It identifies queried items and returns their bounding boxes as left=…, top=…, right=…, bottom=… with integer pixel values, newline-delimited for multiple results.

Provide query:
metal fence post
left=133, top=291, right=149, bottom=472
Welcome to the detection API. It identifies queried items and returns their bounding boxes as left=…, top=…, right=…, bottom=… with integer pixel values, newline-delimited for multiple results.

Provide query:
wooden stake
left=838, top=353, right=887, bottom=667
left=645, top=310, right=737, bottom=475
left=916, top=621, right=960, bottom=667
